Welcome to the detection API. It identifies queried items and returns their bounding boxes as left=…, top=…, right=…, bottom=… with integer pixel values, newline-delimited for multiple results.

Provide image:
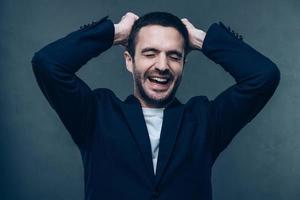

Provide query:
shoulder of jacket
left=184, top=95, right=211, bottom=113
left=186, top=95, right=210, bottom=105
left=92, top=88, right=123, bottom=107
left=92, top=88, right=118, bottom=100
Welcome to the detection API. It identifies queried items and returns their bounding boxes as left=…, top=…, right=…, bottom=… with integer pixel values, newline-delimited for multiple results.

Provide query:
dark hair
left=126, top=11, right=190, bottom=61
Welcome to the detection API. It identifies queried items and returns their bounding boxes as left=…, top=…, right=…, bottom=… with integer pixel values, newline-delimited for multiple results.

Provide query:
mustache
left=145, top=69, right=173, bottom=79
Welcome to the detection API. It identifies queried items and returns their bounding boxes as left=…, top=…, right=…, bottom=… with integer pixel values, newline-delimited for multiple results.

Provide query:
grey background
left=1, top=0, right=299, bottom=199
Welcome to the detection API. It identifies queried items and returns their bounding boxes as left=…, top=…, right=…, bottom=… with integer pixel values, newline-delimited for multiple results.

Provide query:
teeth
left=152, top=77, right=167, bottom=82
left=149, top=77, right=169, bottom=84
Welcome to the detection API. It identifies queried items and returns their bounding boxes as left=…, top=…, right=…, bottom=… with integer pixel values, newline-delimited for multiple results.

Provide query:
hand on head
left=181, top=18, right=206, bottom=50
left=113, top=12, right=206, bottom=50
left=114, top=12, right=139, bottom=46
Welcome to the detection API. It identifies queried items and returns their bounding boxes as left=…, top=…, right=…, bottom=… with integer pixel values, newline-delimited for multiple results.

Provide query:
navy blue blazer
left=32, top=16, right=280, bottom=200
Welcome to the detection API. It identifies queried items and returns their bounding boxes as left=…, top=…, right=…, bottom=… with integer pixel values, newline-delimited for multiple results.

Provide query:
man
left=32, top=11, right=280, bottom=200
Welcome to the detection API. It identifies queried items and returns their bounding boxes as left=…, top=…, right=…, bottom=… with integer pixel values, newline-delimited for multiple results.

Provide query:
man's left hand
left=181, top=18, right=206, bottom=50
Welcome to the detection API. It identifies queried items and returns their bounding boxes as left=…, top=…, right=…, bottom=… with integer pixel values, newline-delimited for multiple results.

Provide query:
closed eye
left=144, top=54, right=156, bottom=58
left=168, top=51, right=183, bottom=61
left=169, top=55, right=182, bottom=61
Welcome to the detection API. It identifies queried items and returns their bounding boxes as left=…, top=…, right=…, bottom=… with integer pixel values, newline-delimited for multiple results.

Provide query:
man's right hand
left=113, top=12, right=139, bottom=46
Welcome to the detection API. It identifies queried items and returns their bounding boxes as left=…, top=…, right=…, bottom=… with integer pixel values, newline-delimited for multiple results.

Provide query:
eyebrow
left=141, top=47, right=159, bottom=54
left=141, top=47, right=183, bottom=58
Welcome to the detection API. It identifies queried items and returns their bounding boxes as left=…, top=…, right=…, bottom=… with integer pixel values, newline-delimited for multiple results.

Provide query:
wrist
left=193, top=29, right=206, bottom=50
left=113, top=24, right=124, bottom=45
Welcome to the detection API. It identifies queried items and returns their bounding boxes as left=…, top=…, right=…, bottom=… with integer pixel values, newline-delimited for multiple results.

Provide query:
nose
left=155, top=53, right=169, bottom=72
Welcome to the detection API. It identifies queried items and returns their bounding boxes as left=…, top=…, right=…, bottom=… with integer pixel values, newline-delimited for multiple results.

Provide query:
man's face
left=124, top=25, right=185, bottom=108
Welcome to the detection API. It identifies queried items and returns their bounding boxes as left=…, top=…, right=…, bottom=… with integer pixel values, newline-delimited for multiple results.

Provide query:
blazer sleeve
left=201, top=22, right=280, bottom=160
left=31, top=16, right=115, bottom=147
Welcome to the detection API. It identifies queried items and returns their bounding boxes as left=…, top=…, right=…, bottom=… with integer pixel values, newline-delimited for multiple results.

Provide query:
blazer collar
left=121, top=94, right=184, bottom=187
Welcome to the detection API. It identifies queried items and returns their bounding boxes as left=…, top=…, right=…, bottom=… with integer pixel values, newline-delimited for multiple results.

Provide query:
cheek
left=132, top=64, right=148, bottom=80
left=136, top=57, right=155, bottom=68
left=134, top=59, right=155, bottom=75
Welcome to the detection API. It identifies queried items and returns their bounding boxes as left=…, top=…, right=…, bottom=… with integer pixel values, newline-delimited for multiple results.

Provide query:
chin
left=148, top=90, right=171, bottom=101
left=140, top=85, right=176, bottom=107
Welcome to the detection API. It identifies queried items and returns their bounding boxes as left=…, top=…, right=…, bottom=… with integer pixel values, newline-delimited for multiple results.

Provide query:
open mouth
left=148, top=76, right=171, bottom=85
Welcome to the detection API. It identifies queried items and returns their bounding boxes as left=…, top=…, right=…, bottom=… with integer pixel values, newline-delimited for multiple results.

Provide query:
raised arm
left=183, top=19, right=280, bottom=160
left=31, top=13, right=138, bottom=147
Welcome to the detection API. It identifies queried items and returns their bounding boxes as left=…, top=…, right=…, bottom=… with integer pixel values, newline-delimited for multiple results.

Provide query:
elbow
left=32, top=51, right=43, bottom=70
left=259, top=61, right=281, bottom=92
left=31, top=51, right=47, bottom=69
left=31, top=51, right=60, bottom=86
left=31, top=51, right=53, bottom=75
left=31, top=52, right=39, bottom=72
left=31, top=52, right=42, bottom=76
left=266, top=62, right=280, bottom=88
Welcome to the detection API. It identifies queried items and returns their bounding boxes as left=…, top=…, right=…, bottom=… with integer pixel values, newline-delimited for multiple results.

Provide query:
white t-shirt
left=141, top=107, right=164, bottom=175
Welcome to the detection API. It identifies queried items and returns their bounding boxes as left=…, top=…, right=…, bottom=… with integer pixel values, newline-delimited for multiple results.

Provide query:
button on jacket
left=31, top=16, right=280, bottom=200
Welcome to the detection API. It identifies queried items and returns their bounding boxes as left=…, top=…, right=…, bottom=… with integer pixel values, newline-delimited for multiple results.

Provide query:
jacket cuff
left=201, top=21, right=244, bottom=59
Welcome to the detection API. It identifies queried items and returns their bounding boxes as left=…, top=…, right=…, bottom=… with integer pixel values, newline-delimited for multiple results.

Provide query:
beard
left=133, top=67, right=182, bottom=108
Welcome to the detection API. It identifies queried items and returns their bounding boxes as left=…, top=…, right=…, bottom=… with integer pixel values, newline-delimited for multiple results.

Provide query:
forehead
left=135, top=25, right=184, bottom=52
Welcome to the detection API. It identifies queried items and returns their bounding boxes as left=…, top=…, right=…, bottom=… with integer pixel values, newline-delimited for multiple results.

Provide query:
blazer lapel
left=120, top=95, right=185, bottom=187
left=120, top=95, right=155, bottom=181
left=154, top=99, right=184, bottom=186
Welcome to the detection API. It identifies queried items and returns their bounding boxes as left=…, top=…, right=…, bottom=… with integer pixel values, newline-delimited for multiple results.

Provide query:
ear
left=124, top=51, right=134, bottom=73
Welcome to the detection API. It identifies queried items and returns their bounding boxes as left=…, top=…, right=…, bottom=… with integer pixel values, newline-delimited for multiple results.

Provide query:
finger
left=181, top=18, right=190, bottom=26
left=126, top=12, right=139, bottom=19
left=182, top=19, right=195, bottom=29
left=181, top=18, right=189, bottom=23
left=131, top=13, right=139, bottom=19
